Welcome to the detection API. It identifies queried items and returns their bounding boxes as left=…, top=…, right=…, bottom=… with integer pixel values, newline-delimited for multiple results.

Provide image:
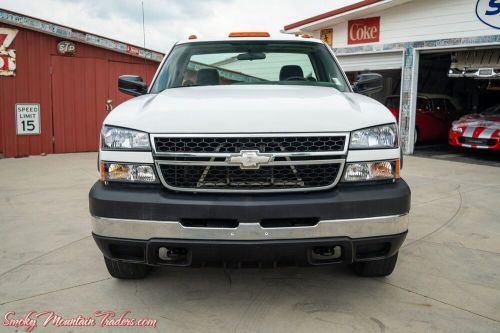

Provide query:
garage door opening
left=412, top=48, right=500, bottom=164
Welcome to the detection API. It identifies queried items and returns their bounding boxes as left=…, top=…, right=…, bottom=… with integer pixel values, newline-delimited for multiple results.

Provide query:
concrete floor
left=414, top=143, right=500, bottom=167
left=0, top=153, right=499, bottom=332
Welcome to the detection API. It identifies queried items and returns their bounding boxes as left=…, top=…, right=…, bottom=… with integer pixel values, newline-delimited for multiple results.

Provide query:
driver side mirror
left=352, top=73, right=383, bottom=96
left=118, top=75, right=148, bottom=97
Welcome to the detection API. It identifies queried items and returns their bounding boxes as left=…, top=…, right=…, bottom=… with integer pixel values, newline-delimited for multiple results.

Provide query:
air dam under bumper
left=89, top=180, right=410, bottom=266
left=93, top=232, right=407, bottom=267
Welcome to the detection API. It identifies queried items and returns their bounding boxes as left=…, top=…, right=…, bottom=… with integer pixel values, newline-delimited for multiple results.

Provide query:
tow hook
left=311, top=245, right=342, bottom=262
left=158, top=247, right=187, bottom=261
left=313, top=246, right=336, bottom=256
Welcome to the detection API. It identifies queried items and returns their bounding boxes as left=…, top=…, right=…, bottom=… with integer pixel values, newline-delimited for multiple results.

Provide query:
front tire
left=104, top=257, right=151, bottom=279
left=352, top=252, right=398, bottom=277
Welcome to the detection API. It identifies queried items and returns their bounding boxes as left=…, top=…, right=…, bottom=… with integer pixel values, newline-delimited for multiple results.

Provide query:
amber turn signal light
left=100, top=160, right=105, bottom=182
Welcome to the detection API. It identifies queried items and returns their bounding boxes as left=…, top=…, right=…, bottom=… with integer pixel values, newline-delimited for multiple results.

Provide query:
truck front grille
left=152, top=133, right=347, bottom=193
left=154, top=136, right=346, bottom=153
left=158, top=164, right=342, bottom=191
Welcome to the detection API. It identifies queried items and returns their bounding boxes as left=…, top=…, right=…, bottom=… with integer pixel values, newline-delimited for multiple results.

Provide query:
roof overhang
left=0, top=8, right=164, bottom=61
left=283, top=0, right=413, bottom=33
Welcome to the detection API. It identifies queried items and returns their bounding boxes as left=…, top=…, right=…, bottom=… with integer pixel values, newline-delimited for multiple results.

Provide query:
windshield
left=481, top=104, right=500, bottom=116
left=150, top=41, right=349, bottom=93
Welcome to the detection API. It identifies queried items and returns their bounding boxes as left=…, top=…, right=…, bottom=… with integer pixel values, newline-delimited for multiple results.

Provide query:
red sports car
left=449, top=105, right=500, bottom=151
left=385, top=94, right=464, bottom=144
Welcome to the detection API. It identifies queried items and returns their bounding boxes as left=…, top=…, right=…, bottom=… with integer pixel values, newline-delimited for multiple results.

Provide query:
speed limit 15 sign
left=16, top=103, right=41, bottom=135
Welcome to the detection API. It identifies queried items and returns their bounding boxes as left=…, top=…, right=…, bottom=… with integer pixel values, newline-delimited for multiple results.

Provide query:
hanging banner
left=0, top=27, right=18, bottom=76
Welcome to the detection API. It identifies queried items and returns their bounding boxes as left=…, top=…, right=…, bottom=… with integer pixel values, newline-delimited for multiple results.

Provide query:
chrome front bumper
left=92, top=214, right=409, bottom=241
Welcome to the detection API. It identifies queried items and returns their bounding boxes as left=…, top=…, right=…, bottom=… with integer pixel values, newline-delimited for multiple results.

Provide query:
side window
left=385, top=97, right=399, bottom=108
left=432, top=98, right=445, bottom=112
left=444, top=99, right=456, bottom=112
left=417, top=98, right=430, bottom=111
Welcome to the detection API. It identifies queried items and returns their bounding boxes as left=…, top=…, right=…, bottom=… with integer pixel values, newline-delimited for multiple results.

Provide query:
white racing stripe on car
left=479, top=127, right=496, bottom=139
left=463, top=126, right=475, bottom=137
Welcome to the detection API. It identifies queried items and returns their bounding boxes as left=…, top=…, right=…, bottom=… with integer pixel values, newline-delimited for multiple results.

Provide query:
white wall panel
left=314, top=0, right=499, bottom=48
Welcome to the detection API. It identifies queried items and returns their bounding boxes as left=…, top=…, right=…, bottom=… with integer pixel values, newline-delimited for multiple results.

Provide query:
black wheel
left=352, top=252, right=398, bottom=277
left=104, top=257, right=151, bottom=279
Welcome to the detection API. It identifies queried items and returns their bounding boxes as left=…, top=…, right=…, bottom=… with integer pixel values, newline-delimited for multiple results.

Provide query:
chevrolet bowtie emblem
left=226, top=150, right=274, bottom=169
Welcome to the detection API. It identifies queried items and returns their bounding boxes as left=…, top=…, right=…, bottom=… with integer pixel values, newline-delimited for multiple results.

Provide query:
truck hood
left=105, top=85, right=395, bottom=133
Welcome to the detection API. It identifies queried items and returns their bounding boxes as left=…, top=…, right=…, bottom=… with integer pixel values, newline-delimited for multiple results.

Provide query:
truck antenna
left=142, top=1, right=147, bottom=80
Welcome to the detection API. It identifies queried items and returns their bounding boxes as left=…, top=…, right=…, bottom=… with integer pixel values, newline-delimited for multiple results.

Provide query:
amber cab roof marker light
left=188, top=35, right=198, bottom=40
left=228, top=32, right=270, bottom=37
left=302, top=33, right=313, bottom=38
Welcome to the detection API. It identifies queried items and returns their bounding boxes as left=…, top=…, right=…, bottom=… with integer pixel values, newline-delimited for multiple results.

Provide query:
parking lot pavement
left=0, top=153, right=499, bottom=333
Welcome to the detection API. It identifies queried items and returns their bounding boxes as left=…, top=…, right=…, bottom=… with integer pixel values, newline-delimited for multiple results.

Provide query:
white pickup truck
left=89, top=33, right=410, bottom=279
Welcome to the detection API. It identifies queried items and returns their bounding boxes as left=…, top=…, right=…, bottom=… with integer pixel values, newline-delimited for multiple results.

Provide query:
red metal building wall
left=0, top=23, right=159, bottom=158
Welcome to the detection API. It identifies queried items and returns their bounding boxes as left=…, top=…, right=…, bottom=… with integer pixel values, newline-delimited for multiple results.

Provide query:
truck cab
left=89, top=33, right=411, bottom=279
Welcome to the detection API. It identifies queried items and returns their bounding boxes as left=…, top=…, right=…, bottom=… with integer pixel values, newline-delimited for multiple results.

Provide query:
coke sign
left=348, top=17, right=380, bottom=45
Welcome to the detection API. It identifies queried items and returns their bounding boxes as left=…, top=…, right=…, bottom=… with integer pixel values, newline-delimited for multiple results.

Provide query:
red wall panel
left=0, top=22, right=161, bottom=157
left=51, top=56, right=109, bottom=153
left=0, top=25, right=54, bottom=157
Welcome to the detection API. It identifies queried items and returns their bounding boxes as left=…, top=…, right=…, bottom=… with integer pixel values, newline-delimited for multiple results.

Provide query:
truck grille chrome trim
left=151, top=133, right=348, bottom=193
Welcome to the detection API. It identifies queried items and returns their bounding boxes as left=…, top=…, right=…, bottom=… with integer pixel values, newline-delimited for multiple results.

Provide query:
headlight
left=451, top=123, right=463, bottom=133
left=100, top=162, right=158, bottom=183
left=101, top=126, right=150, bottom=150
left=350, top=124, right=398, bottom=149
left=343, top=160, right=399, bottom=182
